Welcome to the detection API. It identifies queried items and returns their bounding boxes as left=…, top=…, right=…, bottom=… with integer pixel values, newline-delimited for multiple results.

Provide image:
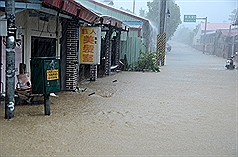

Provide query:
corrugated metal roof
left=100, top=15, right=129, bottom=31
left=201, top=23, right=232, bottom=31
left=87, top=0, right=149, bottom=23
left=43, top=0, right=128, bottom=30
left=201, top=28, right=238, bottom=37
left=203, top=30, right=216, bottom=35
left=123, top=21, right=143, bottom=29
left=43, top=0, right=100, bottom=23
left=221, top=29, right=238, bottom=37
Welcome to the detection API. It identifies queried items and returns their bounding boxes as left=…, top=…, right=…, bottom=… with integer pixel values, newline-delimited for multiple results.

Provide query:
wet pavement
left=0, top=41, right=237, bottom=156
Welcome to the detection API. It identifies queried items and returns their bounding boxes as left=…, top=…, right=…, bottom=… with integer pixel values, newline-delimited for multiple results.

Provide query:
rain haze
left=109, top=0, right=238, bottom=27
left=0, top=0, right=237, bottom=156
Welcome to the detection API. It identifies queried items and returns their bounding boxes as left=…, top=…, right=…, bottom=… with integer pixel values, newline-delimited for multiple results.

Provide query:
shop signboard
left=79, top=27, right=101, bottom=64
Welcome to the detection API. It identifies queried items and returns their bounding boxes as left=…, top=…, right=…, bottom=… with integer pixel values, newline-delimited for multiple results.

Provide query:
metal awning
left=100, top=15, right=129, bottom=31
left=43, top=0, right=129, bottom=31
left=0, top=0, right=129, bottom=30
left=123, top=21, right=142, bottom=30
left=43, top=0, right=101, bottom=24
left=0, top=0, right=72, bottom=19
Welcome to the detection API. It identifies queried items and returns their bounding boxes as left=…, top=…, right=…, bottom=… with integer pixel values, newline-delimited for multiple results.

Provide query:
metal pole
left=229, top=24, right=235, bottom=57
left=5, top=0, right=16, bottom=120
left=44, top=94, right=50, bottom=116
left=133, top=0, right=135, bottom=14
left=231, top=35, right=235, bottom=57
left=203, top=17, right=207, bottom=54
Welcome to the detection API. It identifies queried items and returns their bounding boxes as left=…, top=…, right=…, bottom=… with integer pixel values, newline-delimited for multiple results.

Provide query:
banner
left=79, top=27, right=101, bottom=64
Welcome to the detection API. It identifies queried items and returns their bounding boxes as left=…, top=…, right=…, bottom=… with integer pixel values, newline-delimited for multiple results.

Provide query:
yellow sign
left=80, top=27, right=101, bottom=64
left=46, top=69, right=58, bottom=80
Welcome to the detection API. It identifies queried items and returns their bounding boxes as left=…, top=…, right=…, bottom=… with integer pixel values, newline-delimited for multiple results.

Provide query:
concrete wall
left=17, top=10, right=62, bottom=72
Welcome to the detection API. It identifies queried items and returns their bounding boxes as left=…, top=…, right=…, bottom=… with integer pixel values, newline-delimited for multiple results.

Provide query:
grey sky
left=107, top=0, right=237, bottom=27
left=176, top=0, right=237, bottom=27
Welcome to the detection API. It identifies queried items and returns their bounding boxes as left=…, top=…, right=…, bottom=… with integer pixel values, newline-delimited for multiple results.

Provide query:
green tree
left=139, top=7, right=146, bottom=17
left=146, top=0, right=181, bottom=40
left=173, top=26, right=193, bottom=45
left=136, top=50, right=160, bottom=72
left=102, top=0, right=114, bottom=6
left=120, top=7, right=133, bottom=14
left=228, top=9, right=237, bottom=23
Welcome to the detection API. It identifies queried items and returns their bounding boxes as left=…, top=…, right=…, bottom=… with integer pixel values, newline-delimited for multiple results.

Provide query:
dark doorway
left=31, top=37, right=56, bottom=57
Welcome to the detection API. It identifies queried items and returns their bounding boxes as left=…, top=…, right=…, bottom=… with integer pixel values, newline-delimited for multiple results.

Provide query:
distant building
left=193, top=23, right=232, bottom=49
left=193, top=23, right=238, bottom=59
left=231, top=8, right=238, bottom=65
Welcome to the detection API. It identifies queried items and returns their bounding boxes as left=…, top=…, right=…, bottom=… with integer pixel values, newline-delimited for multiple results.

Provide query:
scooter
left=225, top=57, right=235, bottom=70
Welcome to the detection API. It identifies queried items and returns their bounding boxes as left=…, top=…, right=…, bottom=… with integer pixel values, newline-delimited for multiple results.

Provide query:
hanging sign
left=79, top=27, right=101, bottom=64
left=184, top=15, right=196, bottom=22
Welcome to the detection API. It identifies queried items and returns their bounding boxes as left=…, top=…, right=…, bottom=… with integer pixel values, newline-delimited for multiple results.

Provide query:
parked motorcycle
left=225, top=57, right=235, bottom=70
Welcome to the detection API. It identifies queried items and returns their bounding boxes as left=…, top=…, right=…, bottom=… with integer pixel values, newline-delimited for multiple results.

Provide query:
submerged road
left=0, top=41, right=237, bottom=156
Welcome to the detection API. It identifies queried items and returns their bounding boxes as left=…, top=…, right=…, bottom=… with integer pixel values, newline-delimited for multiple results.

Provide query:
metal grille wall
left=115, top=31, right=121, bottom=67
left=120, top=36, right=141, bottom=67
left=105, top=28, right=113, bottom=75
left=90, top=64, right=97, bottom=81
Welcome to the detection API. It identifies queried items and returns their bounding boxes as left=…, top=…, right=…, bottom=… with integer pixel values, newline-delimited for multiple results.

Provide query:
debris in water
left=76, top=87, right=87, bottom=92
left=88, top=92, right=95, bottom=96
left=50, top=93, right=57, bottom=97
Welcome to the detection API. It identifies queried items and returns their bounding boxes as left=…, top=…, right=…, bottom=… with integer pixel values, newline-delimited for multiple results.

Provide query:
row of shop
left=0, top=0, right=155, bottom=93
left=193, top=23, right=238, bottom=63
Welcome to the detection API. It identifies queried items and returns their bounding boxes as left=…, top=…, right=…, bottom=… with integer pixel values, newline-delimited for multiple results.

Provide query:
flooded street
left=0, top=41, right=237, bottom=156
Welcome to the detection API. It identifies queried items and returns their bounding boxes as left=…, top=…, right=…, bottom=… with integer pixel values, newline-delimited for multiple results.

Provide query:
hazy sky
left=106, top=0, right=238, bottom=28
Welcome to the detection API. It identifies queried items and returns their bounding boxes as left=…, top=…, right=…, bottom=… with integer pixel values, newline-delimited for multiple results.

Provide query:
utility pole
left=230, top=25, right=235, bottom=57
left=157, top=0, right=166, bottom=66
left=159, top=0, right=166, bottom=35
left=133, top=0, right=135, bottom=14
left=203, top=17, right=207, bottom=54
left=5, top=0, right=16, bottom=120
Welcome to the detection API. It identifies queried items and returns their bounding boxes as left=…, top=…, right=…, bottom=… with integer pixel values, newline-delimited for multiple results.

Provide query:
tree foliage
left=146, top=0, right=181, bottom=40
left=120, top=7, right=133, bottom=14
left=173, top=26, right=194, bottom=45
left=137, top=50, right=160, bottom=72
left=228, top=9, right=237, bottom=23
left=139, top=7, right=146, bottom=17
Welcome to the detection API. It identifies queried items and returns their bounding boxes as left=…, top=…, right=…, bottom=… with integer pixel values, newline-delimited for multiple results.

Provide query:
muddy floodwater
left=0, top=41, right=237, bottom=156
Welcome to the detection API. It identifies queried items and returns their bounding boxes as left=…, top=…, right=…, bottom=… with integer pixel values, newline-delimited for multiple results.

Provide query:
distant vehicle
left=166, top=43, right=171, bottom=52
left=225, top=57, right=235, bottom=70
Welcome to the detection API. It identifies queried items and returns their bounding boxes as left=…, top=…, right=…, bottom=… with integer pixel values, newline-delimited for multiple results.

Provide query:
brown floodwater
left=0, top=41, right=237, bottom=156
